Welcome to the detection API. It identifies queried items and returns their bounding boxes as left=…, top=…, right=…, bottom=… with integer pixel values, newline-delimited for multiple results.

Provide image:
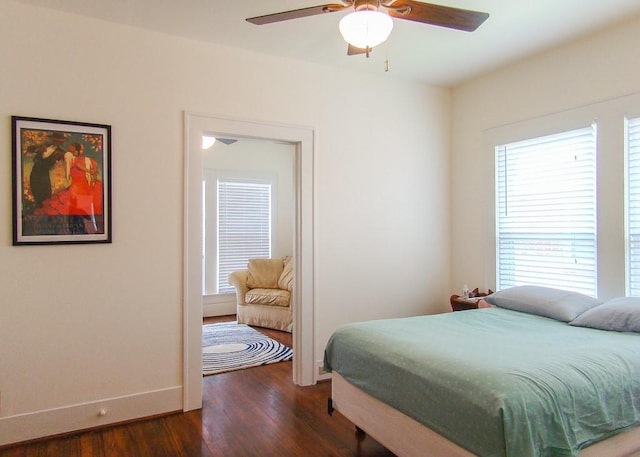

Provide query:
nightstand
left=449, top=288, right=493, bottom=311
left=450, top=295, right=482, bottom=311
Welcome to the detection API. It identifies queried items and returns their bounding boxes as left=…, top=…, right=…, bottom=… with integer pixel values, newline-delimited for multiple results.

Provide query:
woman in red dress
left=36, top=143, right=103, bottom=228
left=63, top=142, right=102, bottom=216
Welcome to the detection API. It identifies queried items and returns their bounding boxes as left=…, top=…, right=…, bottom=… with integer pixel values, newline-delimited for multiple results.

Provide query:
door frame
left=183, top=112, right=316, bottom=410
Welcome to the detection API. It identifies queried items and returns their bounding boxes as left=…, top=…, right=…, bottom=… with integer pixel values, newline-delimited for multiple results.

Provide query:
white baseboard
left=203, top=302, right=236, bottom=317
left=0, top=386, right=183, bottom=447
left=203, top=294, right=236, bottom=317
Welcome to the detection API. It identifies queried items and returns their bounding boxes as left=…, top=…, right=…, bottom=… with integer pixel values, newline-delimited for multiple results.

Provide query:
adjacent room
left=2, top=0, right=640, bottom=455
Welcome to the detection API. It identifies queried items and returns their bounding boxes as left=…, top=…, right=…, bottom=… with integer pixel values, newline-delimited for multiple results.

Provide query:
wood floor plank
left=79, top=433, right=100, bottom=457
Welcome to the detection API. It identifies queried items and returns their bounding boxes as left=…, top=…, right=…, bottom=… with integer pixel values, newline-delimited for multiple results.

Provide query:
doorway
left=202, top=137, right=293, bottom=316
left=183, top=113, right=316, bottom=411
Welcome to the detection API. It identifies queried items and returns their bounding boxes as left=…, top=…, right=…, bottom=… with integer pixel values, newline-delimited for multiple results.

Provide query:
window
left=205, top=177, right=272, bottom=294
left=495, top=125, right=597, bottom=296
left=626, top=117, right=640, bottom=295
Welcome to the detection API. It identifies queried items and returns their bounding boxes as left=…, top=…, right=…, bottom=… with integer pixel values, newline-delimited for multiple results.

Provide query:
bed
left=323, top=286, right=640, bottom=457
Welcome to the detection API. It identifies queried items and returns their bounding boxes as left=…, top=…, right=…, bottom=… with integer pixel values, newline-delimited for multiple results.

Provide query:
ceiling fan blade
left=246, top=4, right=349, bottom=25
left=347, top=44, right=368, bottom=56
left=386, top=1, right=489, bottom=32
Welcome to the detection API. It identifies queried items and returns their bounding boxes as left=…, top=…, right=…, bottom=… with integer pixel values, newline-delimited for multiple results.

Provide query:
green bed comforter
left=323, top=308, right=640, bottom=457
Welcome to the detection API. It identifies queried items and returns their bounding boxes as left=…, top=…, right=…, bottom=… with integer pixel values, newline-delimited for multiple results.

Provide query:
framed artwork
left=11, top=116, right=112, bottom=245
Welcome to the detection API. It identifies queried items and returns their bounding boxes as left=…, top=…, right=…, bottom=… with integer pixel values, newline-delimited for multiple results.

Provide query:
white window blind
left=217, top=179, right=271, bottom=294
left=626, top=117, right=640, bottom=296
left=495, top=125, right=597, bottom=296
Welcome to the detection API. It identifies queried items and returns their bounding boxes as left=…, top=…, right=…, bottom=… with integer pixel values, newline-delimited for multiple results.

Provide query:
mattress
left=323, top=307, right=640, bottom=457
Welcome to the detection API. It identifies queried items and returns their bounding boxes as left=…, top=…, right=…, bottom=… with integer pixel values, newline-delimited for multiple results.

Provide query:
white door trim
left=183, top=112, right=316, bottom=411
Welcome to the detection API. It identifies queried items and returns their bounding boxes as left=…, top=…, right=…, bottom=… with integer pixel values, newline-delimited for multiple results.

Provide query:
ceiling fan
left=246, top=1, right=489, bottom=57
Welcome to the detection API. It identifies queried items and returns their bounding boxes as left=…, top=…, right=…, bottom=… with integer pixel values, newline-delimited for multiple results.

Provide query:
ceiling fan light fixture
left=202, top=135, right=216, bottom=150
left=339, top=10, right=393, bottom=49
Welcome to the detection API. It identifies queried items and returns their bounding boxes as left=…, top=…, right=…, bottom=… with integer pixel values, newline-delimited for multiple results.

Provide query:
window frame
left=493, top=125, right=598, bottom=297
left=484, top=108, right=606, bottom=295
left=625, top=115, right=640, bottom=295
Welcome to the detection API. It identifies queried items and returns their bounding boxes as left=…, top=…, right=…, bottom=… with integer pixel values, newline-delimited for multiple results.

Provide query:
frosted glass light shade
left=339, top=10, right=393, bottom=49
left=202, top=135, right=216, bottom=149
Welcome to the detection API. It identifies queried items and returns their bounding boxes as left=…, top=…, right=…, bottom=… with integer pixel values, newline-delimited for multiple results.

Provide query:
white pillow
left=484, top=285, right=601, bottom=322
left=569, top=297, right=640, bottom=332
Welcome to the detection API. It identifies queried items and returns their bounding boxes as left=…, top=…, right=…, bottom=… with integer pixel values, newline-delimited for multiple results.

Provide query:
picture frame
left=11, top=116, right=112, bottom=245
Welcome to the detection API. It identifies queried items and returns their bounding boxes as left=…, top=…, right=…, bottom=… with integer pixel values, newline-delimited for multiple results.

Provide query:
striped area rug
left=203, top=322, right=293, bottom=376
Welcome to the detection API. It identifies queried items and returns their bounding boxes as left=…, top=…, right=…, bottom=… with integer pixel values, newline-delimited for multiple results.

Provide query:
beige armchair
left=228, top=257, right=293, bottom=333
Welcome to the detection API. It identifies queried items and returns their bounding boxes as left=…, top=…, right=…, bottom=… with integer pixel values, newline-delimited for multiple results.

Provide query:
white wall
left=0, top=1, right=451, bottom=444
left=451, top=15, right=640, bottom=298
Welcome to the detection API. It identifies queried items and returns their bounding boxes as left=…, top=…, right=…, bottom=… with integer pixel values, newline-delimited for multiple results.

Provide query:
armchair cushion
left=246, top=288, right=291, bottom=307
left=278, top=256, right=293, bottom=291
left=247, top=258, right=284, bottom=289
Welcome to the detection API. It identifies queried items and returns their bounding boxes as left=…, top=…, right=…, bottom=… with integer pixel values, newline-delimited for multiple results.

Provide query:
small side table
left=450, top=295, right=482, bottom=311
left=450, top=288, right=493, bottom=311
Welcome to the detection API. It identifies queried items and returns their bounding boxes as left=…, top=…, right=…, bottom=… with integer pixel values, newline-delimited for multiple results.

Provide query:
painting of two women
left=14, top=120, right=110, bottom=242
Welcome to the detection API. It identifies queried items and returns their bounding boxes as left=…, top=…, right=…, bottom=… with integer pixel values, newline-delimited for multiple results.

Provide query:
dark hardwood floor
left=1, top=317, right=395, bottom=457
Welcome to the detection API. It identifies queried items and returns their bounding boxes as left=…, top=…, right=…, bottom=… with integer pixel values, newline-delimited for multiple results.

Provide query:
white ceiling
left=12, top=0, right=640, bottom=87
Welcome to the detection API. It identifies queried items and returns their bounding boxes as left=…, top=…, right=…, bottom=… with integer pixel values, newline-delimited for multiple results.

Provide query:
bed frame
left=330, top=372, right=640, bottom=457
